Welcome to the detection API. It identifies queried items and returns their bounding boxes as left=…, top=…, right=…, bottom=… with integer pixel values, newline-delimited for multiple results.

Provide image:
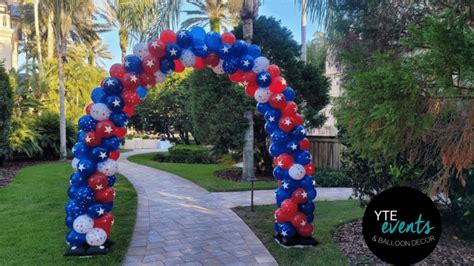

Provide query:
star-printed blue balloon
left=76, top=159, right=96, bottom=178
left=70, top=172, right=87, bottom=187
left=300, top=175, right=315, bottom=190
left=223, top=58, right=238, bottom=74
left=269, top=143, right=285, bottom=157
left=135, top=85, right=148, bottom=100
left=124, top=54, right=142, bottom=74
left=166, top=42, right=182, bottom=60
left=295, top=150, right=312, bottom=165
left=280, top=178, right=298, bottom=192
left=275, top=186, right=291, bottom=207
left=256, top=102, right=271, bottom=115
left=232, top=40, right=248, bottom=57
left=205, top=32, right=222, bottom=51
left=279, top=222, right=296, bottom=238
left=65, top=199, right=86, bottom=217
left=87, top=203, right=106, bottom=218
left=239, top=55, right=254, bottom=71
left=307, top=187, right=317, bottom=200
left=271, top=129, right=288, bottom=143
left=72, top=142, right=90, bottom=159
left=105, top=95, right=124, bottom=112
left=218, top=43, right=233, bottom=60
left=289, top=125, right=306, bottom=141
left=286, top=140, right=300, bottom=153
left=283, top=87, right=296, bottom=101
left=177, top=29, right=192, bottom=48
left=160, top=57, right=175, bottom=74
left=91, top=147, right=109, bottom=162
left=67, top=185, right=78, bottom=199
left=191, top=38, right=209, bottom=57
left=273, top=166, right=289, bottom=180
left=75, top=186, right=95, bottom=205
left=107, top=175, right=116, bottom=186
left=190, top=26, right=206, bottom=40
left=91, top=87, right=107, bottom=103
left=104, top=202, right=114, bottom=212
left=65, top=215, right=75, bottom=229
left=265, top=109, right=281, bottom=123
left=300, top=200, right=315, bottom=215
left=110, top=112, right=128, bottom=128
left=307, top=213, right=314, bottom=223
left=256, top=71, right=272, bottom=87
left=78, top=115, right=97, bottom=132
left=247, top=44, right=261, bottom=59
left=264, top=122, right=279, bottom=134
left=77, top=130, right=86, bottom=142
left=102, top=136, right=121, bottom=150
left=102, top=77, right=123, bottom=95
left=66, top=230, right=86, bottom=246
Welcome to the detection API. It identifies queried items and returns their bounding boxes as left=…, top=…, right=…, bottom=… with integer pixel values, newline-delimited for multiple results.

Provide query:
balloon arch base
left=273, top=232, right=318, bottom=248
left=64, top=240, right=114, bottom=256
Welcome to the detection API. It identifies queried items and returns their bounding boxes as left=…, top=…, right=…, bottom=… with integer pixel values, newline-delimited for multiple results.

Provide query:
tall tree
left=0, top=64, right=13, bottom=166
left=181, top=0, right=237, bottom=32
left=33, top=0, right=42, bottom=71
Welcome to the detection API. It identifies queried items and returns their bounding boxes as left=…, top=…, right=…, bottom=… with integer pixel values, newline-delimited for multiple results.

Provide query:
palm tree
left=181, top=0, right=238, bottom=32
left=33, top=0, right=42, bottom=71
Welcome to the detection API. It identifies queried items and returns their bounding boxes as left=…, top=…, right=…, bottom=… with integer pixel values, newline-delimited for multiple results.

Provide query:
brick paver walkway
left=119, top=150, right=353, bottom=266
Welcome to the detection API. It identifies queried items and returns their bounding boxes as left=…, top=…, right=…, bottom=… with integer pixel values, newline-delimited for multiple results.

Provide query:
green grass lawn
left=0, top=162, right=137, bottom=265
left=128, top=152, right=277, bottom=192
left=233, top=200, right=364, bottom=266
left=120, top=148, right=133, bottom=153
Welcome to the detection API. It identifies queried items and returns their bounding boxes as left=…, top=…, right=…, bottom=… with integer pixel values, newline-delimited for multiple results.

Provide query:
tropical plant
left=181, top=0, right=238, bottom=32
left=0, top=64, right=13, bottom=166
left=33, top=111, right=76, bottom=159
left=8, top=117, right=42, bottom=159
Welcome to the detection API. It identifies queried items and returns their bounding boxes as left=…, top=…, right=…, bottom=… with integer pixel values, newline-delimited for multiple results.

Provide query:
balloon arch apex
left=65, top=27, right=317, bottom=256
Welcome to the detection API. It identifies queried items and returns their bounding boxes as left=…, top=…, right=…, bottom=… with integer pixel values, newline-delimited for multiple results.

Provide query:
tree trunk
left=34, top=0, right=42, bottom=71
left=119, top=26, right=128, bottom=63
left=47, top=11, right=54, bottom=60
left=55, top=19, right=67, bottom=161
left=301, top=0, right=307, bottom=63
left=242, top=18, right=253, bottom=43
left=210, top=17, right=220, bottom=33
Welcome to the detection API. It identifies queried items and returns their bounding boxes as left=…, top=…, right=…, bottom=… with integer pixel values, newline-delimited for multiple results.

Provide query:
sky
left=99, top=0, right=322, bottom=70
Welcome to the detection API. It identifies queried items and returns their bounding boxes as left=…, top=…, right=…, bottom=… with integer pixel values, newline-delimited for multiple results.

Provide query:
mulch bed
left=214, top=168, right=274, bottom=182
left=333, top=220, right=474, bottom=265
left=0, top=161, right=45, bottom=187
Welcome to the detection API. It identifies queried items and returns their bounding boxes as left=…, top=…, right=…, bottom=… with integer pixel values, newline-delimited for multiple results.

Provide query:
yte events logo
left=362, top=187, right=441, bottom=264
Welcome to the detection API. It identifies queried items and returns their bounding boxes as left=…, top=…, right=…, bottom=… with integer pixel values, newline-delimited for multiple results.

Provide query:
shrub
left=154, top=145, right=215, bottom=164
left=0, top=63, right=13, bottom=165
left=8, top=117, right=42, bottom=159
left=449, top=167, right=474, bottom=240
left=314, top=168, right=351, bottom=187
left=154, top=152, right=170, bottom=162
left=34, top=112, right=76, bottom=159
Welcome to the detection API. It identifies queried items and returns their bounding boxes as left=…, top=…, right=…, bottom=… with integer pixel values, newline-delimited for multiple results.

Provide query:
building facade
left=0, top=0, right=19, bottom=71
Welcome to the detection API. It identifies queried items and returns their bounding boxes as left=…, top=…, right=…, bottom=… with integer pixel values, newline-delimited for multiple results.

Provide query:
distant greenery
left=128, top=152, right=277, bottom=192
left=0, top=64, right=13, bottom=166
left=159, top=145, right=215, bottom=164
left=233, top=200, right=364, bottom=265
left=0, top=163, right=137, bottom=265
left=314, top=168, right=351, bottom=187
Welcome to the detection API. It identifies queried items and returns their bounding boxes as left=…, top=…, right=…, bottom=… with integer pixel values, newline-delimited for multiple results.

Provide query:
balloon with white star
left=289, top=164, right=306, bottom=180
left=97, top=159, right=118, bottom=176
left=253, top=56, right=270, bottom=73
left=90, top=103, right=111, bottom=121
left=179, top=49, right=196, bottom=67
left=73, top=214, right=94, bottom=234
left=254, top=88, right=271, bottom=103
left=132, top=42, right=149, bottom=60
left=86, top=228, right=107, bottom=246
left=71, top=157, right=80, bottom=171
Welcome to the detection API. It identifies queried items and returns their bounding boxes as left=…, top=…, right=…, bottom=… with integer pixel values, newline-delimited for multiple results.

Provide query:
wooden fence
left=307, top=136, right=345, bottom=170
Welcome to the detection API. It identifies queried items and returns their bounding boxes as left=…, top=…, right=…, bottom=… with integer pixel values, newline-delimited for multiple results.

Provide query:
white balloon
left=90, top=103, right=111, bottom=121
left=73, top=215, right=94, bottom=234
left=86, top=228, right=107, bottom=246
left=154, top=70, right=168, bottom=83
left=98, top=159, right=118, bottom=176
left=253, top=56, right=270, bottom=73
left=71, top=158, right=80, bottom=171
left=289, top=164, right=306, bottom=180
left=179, top=49, right=196, bottom=67
left=133, top=43, right=149, bottom=60
left=212, top=60, right=225, bottom=74
left=254, top=88, right=271, bottom=103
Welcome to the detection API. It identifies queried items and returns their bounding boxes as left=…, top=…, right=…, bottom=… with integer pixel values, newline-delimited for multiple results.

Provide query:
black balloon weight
left=273, top=232, right=318, bottom=248
left=64, top=240, right=114, bottom=256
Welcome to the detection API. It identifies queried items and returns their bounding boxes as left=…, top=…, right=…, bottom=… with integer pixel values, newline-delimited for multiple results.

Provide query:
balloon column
left=65, top=27, right=317, bottom=256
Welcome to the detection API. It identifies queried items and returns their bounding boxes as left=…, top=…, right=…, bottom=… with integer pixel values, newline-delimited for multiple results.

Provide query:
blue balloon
left=264, top=108, right=281, bottom=123
left=273, top=166, right=289, bottom=180
left=107, top=175, right=116, bottom=186
left=105, top=95, right=125, bottom=112
left=232, top=40, right=248, bottom=57
left=223, top=58, right=238, bottom=74
left=65, top=199, right=86, bottom=217
left=289, top=125, right=306, bottom=141
left=102, top=77, right=123, bottom=95
left=256, top=102, right=271, bottom=115
left=65, top=215, right=75, bottom=229
left=279, top=222, right=296, bottom=238
left=70, top=172, right=87, bottom=187
left=247, top=44, right=261, bottom=59
left=280, top=177, right=298, bottom=192
left=256, top=71, right=272, bottom=87
left=166, top=42, right=182, bottom=60
left=75, top=186, right=95, bottom=204
left=72, top=142, right=90, bottom=159
left=78, top=115, right=97, bottom=132
left=124, top=54, right=142, bottom=74
left=135, top=85, right=148, bottom=100
left=77, top=131, right=86, bottom=142
left=271, top=129, right=288, bottom=143
left=103, top=136, right=121, bottom=150
left=269, top=142, right=285, bottom=157
left=275, top=186, right=291, bottom=207
left=87, top=203, right=106, bottom=218
left=218, top=43, right=233, bottom=60
left=177, top=29, right=193, bottom=48
left=190, top=26, right=206, bottom=41
left=76, top=159, right=96, bottom=178
left=274, top=222, right=280, bottom=234
left=307, top=213, right=315, bottom=223
left=286, top=140, right=300, bottom=153
left=91, top=147, right=109, bottom=162
left=160, top=57, right=175, bottom=74
left=239, top=55, right=254, bottom=71
left=307, top=186, right=317, bottom=200
left=110, top=112, right=128, bottom=128
left=283, top=87, right=296, bottom=101
left=300, top=200, right=315, bottom=215
left=301, top=175, right=315, bottom=190
left=205, top=32, right=222, bottom=51
left=66, top=230, right=86, bottom=246
left=104, top=202, right=114, bottom=212
left=264, top=122, right=279, bottom=134
left=67, top=185, right=78, bottom=199
left=295, top=150, right=312, bottom=165
left=91, top=87, right=107, bottom=103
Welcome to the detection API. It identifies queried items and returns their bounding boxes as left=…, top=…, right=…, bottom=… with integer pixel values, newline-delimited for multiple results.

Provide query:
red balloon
left=280, top=199, right=298, bottom=216
left=122, top=73, right=141, bottom=90
left=95, top=187, right=115, bottom=203
left=244, top=84, right=258, bottom=97
left=88, top=172, right=108, bottom=191
left=96, top=120, right=116, bottom=138
left=278, top=116, right=296, bottom=133
left=109, top=150, right=121, bottom=160
left=148, top=39, right=166, bottom=58
left=94, top=212, right=114, bottom=235
left=269, top=76, right=287, bottom=93
left=114, top=127, right=127, bottom=139
left=299, top=138, right=311, bottom=150
left=275, top=208, right=291, bottom=223
left=84, top=131, right=101, bottom=147
left=291, top=212, right=308, bottom=229
left=140, top=73, right=156, bottom=89
left=304, top=163, right=315, bottom=175
left=122, top=105, right=135, bottom=117
left=294, top=113, right=304, bottom=126
left=85, top=103, right=93, bottom=115
left=204, top=52, right=220, bottom=67
left=142, top=55, right=160, bottom=75
left=292, top=188, right=308, bottom=204
left=109, top=63, right=127, bottom=79
left=193, top=57, right=206, bottom=70
left=282, top=101, right=298, bottom=116
left=160, top=30, right=177, bottom=44
left=267, top=64, right=281, bottom=77
left=276, top=153, right=294, bottom=169
left=174, top=60, right=185, bottom=73
left=269, top=93, right=287, bottom=109
left=121, top=89, right=140, bottom=106
left=297, top=223, right=313, bottom=237
left=277, top=179, right=283, bottom=186
left=221, top=32, right=236, bottom=45
left=242, top=71, right=257, bottom=87
left=229, top=70, right=244, bottom=83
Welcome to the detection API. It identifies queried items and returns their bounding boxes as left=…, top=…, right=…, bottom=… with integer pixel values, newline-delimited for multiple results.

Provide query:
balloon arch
left=65, top=27, right=317, bottom=256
